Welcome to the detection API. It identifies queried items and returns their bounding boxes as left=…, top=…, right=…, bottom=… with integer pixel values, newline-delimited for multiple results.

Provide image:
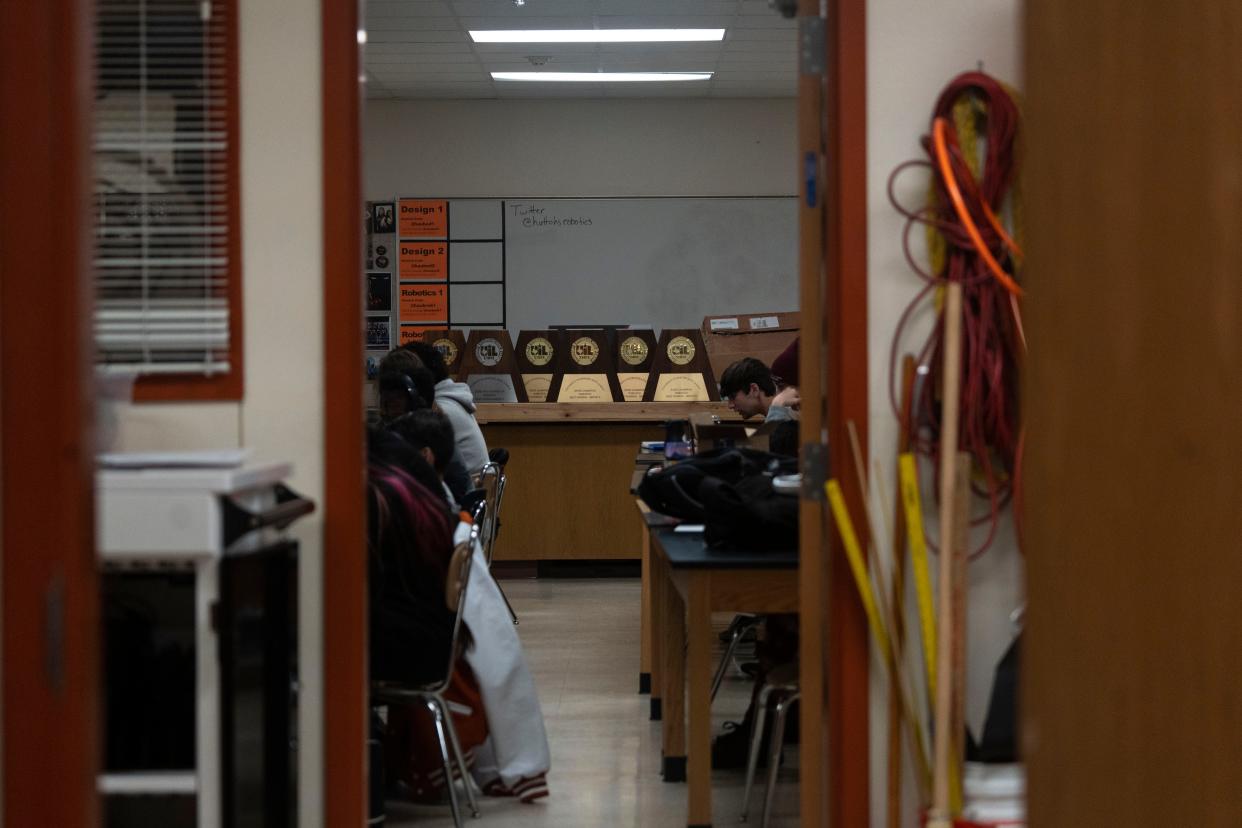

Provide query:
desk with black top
left=649, top=525, right=798, bottom=828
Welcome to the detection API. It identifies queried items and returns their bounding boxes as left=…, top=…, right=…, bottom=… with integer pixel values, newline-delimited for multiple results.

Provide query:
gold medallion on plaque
left=667, top=335, right=696, bottom=366
left=525, top=337, right=554, bottom=367
left=619, top=335, right=649, bottom=367
left=474, top=338, right=503, bottom=367
left=570, top=336, right=600, bottom=366
left=433, top=337, right=459, bottom=366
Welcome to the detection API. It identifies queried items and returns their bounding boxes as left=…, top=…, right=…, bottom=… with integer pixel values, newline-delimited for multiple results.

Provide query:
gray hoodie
left=435, top=379, right=490, bottom=474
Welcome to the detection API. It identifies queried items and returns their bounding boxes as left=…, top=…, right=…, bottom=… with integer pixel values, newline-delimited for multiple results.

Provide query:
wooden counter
left=477, top=402, right=740, bottom=561
left=474, top=401, right=736, bottom=424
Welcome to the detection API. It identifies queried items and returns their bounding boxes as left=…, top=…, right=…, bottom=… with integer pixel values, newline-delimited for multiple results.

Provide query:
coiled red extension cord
left=887, top=72, right=1025, bottom=558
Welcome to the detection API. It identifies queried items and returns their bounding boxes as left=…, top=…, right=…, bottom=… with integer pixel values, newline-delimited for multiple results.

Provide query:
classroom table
left=650, top=525, right=798, bottom=828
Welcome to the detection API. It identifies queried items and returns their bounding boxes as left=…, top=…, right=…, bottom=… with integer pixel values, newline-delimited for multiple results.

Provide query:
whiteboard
left=502, top=197, right=797, bottom=332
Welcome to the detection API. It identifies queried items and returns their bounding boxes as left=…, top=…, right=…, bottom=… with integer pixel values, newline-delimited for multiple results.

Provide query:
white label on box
left=710, top=317, right=740, bottom=331
left=748, top=315, right=780, bottom=330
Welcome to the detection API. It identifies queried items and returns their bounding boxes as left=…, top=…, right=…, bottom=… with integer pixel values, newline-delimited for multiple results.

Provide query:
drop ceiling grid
left=363, top=0, right=794, bottom=99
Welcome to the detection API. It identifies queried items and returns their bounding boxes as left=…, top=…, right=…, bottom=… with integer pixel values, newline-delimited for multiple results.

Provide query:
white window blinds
left=94, top=0, right=234, bottom=375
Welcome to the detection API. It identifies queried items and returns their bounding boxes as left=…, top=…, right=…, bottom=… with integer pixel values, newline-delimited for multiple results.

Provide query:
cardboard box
left=700, top=311, right=799, bottom=388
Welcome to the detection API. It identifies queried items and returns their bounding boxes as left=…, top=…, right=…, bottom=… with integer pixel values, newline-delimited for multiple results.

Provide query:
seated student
left=398, top=341, right=491, bottom=474
left=367, top=428, right=491, bottom=802
left=371, top=428, right=550, bottom=803
left=719, top=356, right=798, bottom=422
left=387, top=409, right=468, bottom=509
left=377, top=367, right=473, bottom=504
left=367, top=426, right=458, bottom=687
left=768, top=336, right=801, bottom=413
left=377, top=370, right=427, bottom=423
left=378, top=349, right=435, bottom=404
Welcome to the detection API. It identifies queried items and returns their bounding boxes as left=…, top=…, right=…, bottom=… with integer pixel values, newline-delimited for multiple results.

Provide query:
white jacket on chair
left=454, top=520, right=551, bottom=795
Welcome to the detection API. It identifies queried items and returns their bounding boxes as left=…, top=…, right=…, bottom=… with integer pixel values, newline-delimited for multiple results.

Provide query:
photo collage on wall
left=364, top=201, right=396, bottom=380
left=364, top=197, right=508, bottom=387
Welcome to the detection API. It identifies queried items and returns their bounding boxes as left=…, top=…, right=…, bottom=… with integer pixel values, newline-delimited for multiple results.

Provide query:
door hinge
left=801, top=442, right=829, bottom=500
left=799, top=17, right=826, bottom=76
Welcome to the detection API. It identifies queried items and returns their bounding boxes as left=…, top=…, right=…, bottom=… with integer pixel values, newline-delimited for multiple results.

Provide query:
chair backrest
left=473, top=462, right=502, bottom=563
left=485, top=472, right=506, bottom=560
left=432, top=503, right=484, bottom=693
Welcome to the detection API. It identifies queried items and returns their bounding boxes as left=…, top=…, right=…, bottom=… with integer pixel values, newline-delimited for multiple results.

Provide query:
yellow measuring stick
left=826, top=480, right=890, bottom=659
left=900, top=453, right=938, bottom=701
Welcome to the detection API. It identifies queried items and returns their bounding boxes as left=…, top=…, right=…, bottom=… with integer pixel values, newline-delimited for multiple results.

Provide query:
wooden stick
left=949, top=451, right=972, bottom=814
left=844, top=421, right=933, bottom=800
left=825, top=479, right=931, bottom=797
left=887, top=355, right=918, bottom=828
left=929, top=280, right=965, bottom=828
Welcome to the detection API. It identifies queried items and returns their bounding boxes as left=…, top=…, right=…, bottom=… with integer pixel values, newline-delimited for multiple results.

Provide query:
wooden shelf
left=474, top=401, right=740, bottom=424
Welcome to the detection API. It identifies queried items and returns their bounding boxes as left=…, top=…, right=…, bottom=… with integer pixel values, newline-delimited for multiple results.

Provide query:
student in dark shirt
left=366, top=427, right=463, bottom=686
left=386, top=409, right=470, bottom=508
left=376, top=367, right=473, bottom=505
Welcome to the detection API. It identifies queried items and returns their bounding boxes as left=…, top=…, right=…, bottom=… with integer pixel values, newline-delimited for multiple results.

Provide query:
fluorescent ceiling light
left=470, top=29, right=726, bottom=44
left=492, top=71, right=713, bottom=83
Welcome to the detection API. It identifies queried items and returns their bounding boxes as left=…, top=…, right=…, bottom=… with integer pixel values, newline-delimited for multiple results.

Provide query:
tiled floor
left=387, top=578, right=799, bottom=827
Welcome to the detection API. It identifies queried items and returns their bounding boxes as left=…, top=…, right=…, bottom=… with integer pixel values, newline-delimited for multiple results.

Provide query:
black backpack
left=637, top=448, right=797, bottom=539
left=701, top=471, right=798, bottom=552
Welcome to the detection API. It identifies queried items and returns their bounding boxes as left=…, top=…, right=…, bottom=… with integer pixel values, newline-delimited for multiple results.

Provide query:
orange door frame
left=798, top=0, right=871, bottom=825
left=0, top=0, right=99, bottom=825
left=824, top=0, right=872, bottom=823
left=321, top=0, right=368, bottom=824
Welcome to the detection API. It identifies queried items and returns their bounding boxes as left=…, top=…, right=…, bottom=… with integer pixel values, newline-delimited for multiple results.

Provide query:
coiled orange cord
left=931, top=117, right=1024, bottom=297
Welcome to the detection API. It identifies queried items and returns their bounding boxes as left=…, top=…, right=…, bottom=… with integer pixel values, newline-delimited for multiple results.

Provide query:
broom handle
left=930, top=280, right=964, bottom=826
left=887, top=354, right=917, bottom=828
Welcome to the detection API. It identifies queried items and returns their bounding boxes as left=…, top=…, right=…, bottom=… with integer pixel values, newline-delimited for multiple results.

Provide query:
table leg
left=640, top=526, right=652, bottom=694
left=687, top=573, right=713, bottom=827
left=650, top=536, right=664, bottom=721
left=661, top=558, right=686, bottom=782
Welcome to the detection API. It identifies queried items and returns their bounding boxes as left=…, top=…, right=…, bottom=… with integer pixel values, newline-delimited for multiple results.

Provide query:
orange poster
left=398, top=199, right=448, bottom=238
left=399, top=283, right=448, bottom=323
left=399, top=325, right=435, bottom=346
left=399, top=242, right=447, bottom=280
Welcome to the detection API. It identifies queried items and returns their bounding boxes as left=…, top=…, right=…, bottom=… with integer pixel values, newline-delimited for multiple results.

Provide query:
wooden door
left=0, top=0, right=99, bottom=825
left=1024, top=1, right=1242, bottom=823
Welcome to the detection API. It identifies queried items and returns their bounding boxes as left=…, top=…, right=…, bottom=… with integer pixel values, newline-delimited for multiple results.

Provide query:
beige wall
left=364, top=97, right=797, bottom=199
left=110, top=0, right=325, bottom=825
left=867, top=1, right=1024, bottom=825
left=239, top=0, right=324, bottom=825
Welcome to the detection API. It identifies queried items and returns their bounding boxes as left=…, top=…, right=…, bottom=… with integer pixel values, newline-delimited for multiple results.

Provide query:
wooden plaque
left=514, top=329, right=564, bottom=403
left=546, top=329, right=624, bottom=403
left=458, top=329, right=527, bottom=403
left=420, top=328, right=467, bottom=381
left=614, top=329, right=658, bottom=402
left=641, top=328, right=718, bottom=402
